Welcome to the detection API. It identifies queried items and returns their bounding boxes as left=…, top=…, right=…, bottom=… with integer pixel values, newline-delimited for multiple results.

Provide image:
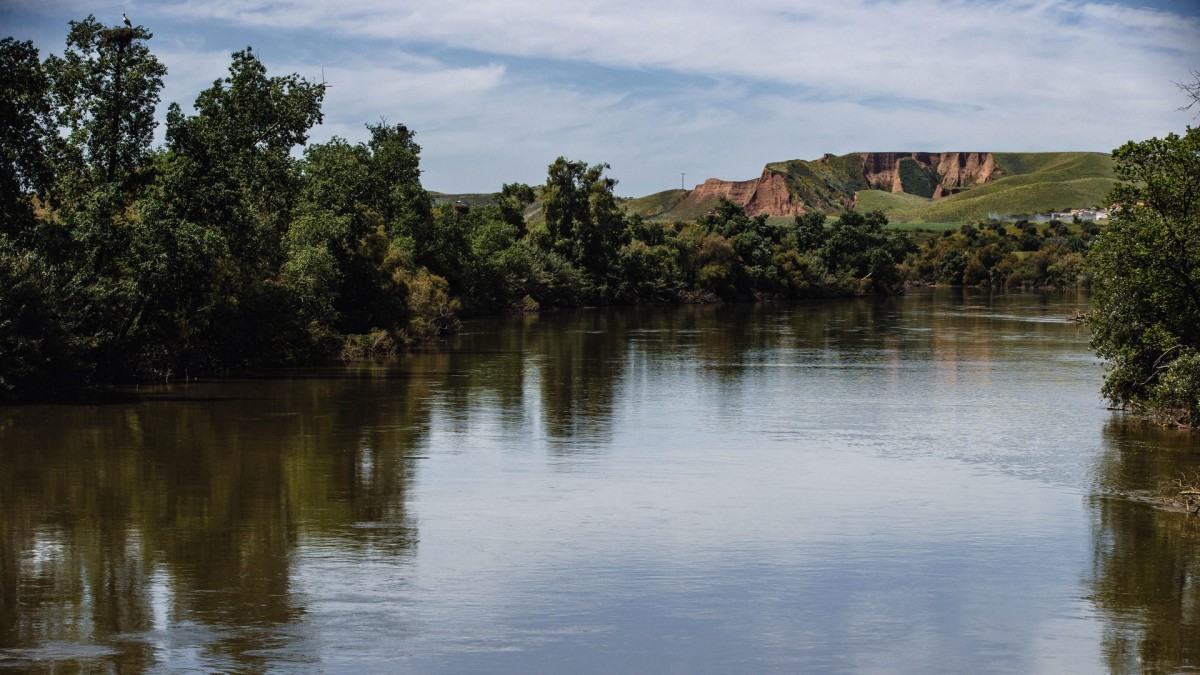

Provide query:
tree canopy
left=1089, top=122, right=1200, bottom=425
left=0, top=16, right=925, bottom=401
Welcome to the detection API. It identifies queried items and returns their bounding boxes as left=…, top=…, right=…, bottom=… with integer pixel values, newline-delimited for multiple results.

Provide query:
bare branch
left=1177, top=69, right=1200, bottom=116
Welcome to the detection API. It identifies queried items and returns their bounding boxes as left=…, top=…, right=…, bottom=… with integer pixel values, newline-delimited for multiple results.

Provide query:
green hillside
left=852, top=190, right=932, bottom=223
left=621, top=189, right=691, bottom=219
left=991, top=151, right=1114, bottom=178
left=628, top=151, right=1116, bottom=224
left=766, top=153, right=867, bottom=212
left=856, top=152, right=1116, bottom=223
left=430, top=192, right=497, bottom=208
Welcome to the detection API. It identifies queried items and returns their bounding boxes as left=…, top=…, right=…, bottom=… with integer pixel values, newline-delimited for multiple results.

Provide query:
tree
left=162, top=47, right=323, bottom=269
left=701, top=198, right=790, bottom=297
left=291, top=136, right=395, bottom=334
left=497, top=182, right=535, bottom=236
left=0, top=38, right=54, bottom=238
left=139, top=47, right=325, bottom=366
left=44, top=15, right=165, bottom=195
left=539, top=157, right=627, bottom=292
left=0, top=241, right=83, bottom=400
left=364, top=122, right=432, bottom=246
left=0, top=37, right=63, bottom=395
left=1178, top=68, right=1200, bottom=116
left=1, top=17, right=168, bottom=390
left=794, top=211, right=827, bottom=253
left=1088, top=124, right=1200, bottom=424
left=818, top=210, right=914, bottom=293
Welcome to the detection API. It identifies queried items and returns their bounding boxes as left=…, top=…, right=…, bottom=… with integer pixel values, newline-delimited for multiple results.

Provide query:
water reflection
left=2, top=290, right=1198, bottom=672
left=0, top=371, right=426, bottom=671
left=1090, top=420, right=1200, bottom=673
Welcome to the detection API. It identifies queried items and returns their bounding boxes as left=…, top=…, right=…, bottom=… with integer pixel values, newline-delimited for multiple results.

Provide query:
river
left=1, top=290, right=1197, bottom=673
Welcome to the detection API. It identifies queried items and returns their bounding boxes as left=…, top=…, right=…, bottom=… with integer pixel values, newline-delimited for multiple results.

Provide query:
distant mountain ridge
left=624, top=151, right=1116, bottom=224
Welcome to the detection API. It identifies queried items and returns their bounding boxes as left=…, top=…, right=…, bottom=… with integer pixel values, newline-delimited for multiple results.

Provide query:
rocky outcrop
left=683, top=168, right=806, bottom=217
left=685, top=152, right=1003, bottom=217
left=860, top=152, right=1000, bottom=197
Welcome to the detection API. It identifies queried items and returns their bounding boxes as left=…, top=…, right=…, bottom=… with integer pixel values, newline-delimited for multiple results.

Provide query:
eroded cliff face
left=933, top=152, right=999, bottom=196
left=687, top=152, right=1003, bottom=217
left=682, top=168, right=806, bottom=217
left=859, top=152, right=1000, bottom=196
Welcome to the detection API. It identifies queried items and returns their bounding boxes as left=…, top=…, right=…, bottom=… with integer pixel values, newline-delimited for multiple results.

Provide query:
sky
left=2, top=0, right=1199, bottom=197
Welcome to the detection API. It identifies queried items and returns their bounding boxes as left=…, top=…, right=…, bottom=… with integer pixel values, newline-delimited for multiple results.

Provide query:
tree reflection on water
left=0, top=368, right=427, bottom=671
left=1090, top=420, right=1200, bottom=673
left=3, top=294, right=1200, bottom=673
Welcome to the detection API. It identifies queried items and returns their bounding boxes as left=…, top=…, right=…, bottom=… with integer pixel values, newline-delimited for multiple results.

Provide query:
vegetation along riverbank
left=1, top=17, right=1197, bottom=426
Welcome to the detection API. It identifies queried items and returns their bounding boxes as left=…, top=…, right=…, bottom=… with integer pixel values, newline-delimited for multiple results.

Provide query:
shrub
left=1147, top=351, right=1200, bottom=427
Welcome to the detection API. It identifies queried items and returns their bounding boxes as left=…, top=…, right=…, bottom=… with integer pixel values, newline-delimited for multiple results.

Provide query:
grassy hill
left=626, top=151, right=1116, bottom=225
left=766, top=153, right=869, bottom=212
left=620, top=189, right=692, bottom=220
left=855, top=152, right=1116, bottom=224
left=438, top=152, right=1116, bottom=227
left=431, top=190, right=547, bottom=221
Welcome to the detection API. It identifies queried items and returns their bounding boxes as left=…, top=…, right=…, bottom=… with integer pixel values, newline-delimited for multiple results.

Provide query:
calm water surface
left=2, top=290, right=1198, bottom=673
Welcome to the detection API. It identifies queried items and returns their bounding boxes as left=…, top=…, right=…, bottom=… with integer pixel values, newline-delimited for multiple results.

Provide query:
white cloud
left=24, top=0, right=1199, bottom=193
left=319, top=61, right=508, bottom=120
left=150, top=0, right=1200, bottom=101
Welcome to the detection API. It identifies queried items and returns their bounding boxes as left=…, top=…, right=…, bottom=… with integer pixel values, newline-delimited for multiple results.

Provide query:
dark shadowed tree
left=44, top=15, right=165, bottom=197
left=0, top=38, right=54, bottom=239
left=138, top=47, right=325, bottom=367
left=497, top=182, right=535, bottom=236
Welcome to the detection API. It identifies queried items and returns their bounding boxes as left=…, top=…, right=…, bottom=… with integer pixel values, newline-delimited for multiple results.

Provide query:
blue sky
left=3, top=0, right=1198, bottom=196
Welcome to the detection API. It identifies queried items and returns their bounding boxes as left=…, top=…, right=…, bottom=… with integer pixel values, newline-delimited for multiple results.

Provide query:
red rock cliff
left=681, top=168, right=805, bottom=217
left=860, top=152, right=1000, bottom=196
left=683, top=152, right=1003, bottom=218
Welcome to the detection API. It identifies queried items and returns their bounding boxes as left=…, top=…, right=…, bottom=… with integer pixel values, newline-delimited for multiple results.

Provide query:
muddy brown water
left=2, top=289, right=1197, bottom=673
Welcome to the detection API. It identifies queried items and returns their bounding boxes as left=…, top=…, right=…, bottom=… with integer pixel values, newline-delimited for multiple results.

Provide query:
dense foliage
left=0, top=18, right=924, bottom=401
left=901, top=220, right=1097, bottom=288
left=0, top=20, right=454, bottom=399
left=7, top=18, right=1123, bottom=404
left=1088, top=124, right=1200, bottom=426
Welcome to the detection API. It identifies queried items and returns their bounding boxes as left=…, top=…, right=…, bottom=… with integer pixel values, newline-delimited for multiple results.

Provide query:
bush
left=0, top=244, right=80, bottom=399
left=399, top=267, right=461, bottom=341
left=1147, top=351, right=1200, bottom=427
left=339, top=329, right=398, bottom=359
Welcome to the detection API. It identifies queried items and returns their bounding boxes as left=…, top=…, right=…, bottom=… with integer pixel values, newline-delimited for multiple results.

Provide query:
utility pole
left=681, top=173, right=686, bottom=190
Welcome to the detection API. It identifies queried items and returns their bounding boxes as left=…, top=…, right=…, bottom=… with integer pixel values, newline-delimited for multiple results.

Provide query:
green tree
left=794, top=210, right=827, bottom=253
left=497, top=182, right=535, bottom=236
left=142, top=47, right=325, bottom=366
left=539, top=157, right=627, bottom=295
left=44, top=15, right=165, bottom=194
left=163, top=47, right=323, bottom=271
left=2, top=17, right=168, bottom=390
left=364, top=122, right=432, bottom=247
left=124, top=198, right=229, bottom=376
left=701, top=198, right=790, bottom=297
left=819, top=210, right=914, bottom=293
left=291, top=135, right=405, bottom=335
left=0, top=38, right=54, bottom=239
left=1088, top=124, right=1200, bottom=424
left=453, top=205, right=520, bottom=310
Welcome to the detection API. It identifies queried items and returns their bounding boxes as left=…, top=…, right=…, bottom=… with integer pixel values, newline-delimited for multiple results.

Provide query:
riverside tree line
left=0, top=17, right=916, bottom=399
left=1, top=19, right=1198, bottom=427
